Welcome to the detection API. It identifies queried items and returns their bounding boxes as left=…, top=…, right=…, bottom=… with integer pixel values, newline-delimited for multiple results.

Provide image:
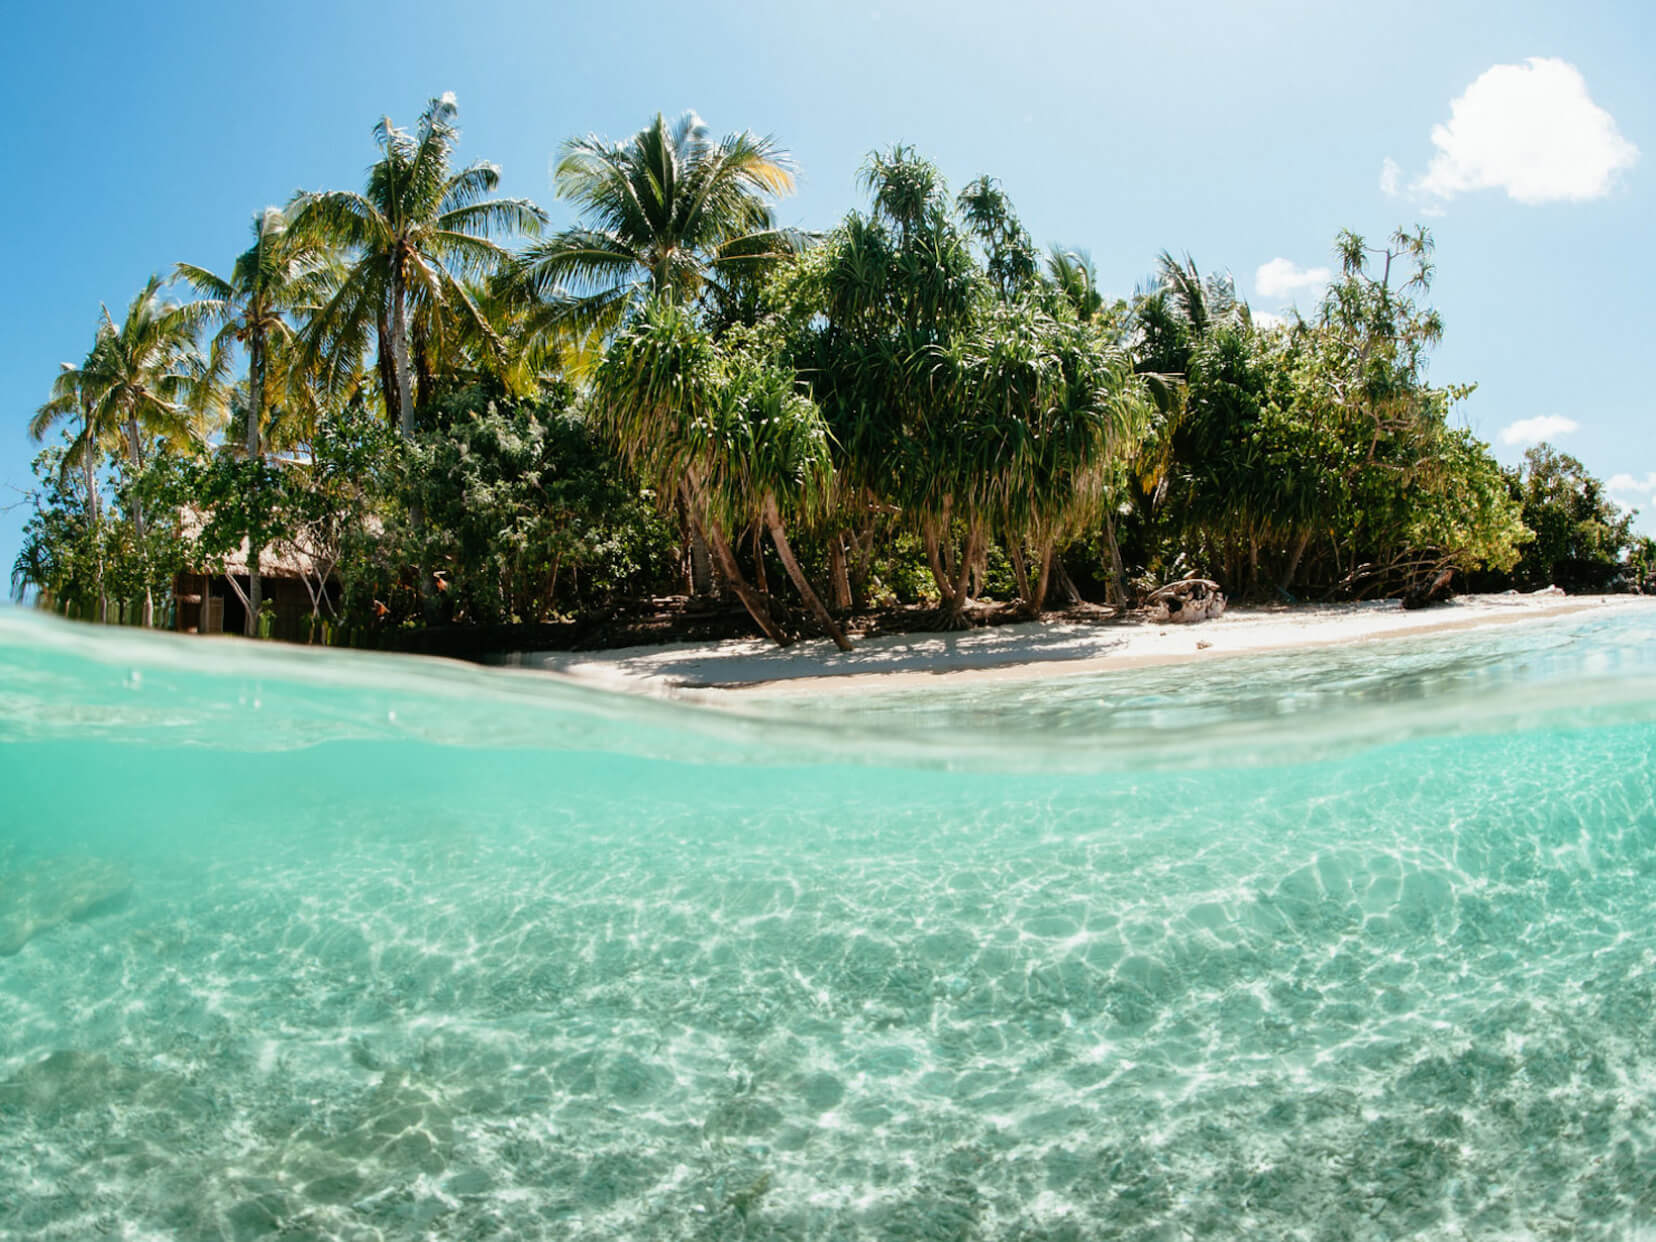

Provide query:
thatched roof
left=176, top=507, right=326, bottom=580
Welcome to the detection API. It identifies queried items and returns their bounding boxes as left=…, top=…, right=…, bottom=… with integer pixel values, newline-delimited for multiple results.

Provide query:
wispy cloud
left=1379, top=157, right=1402, bottom=197
left=1396, top=58, right=1637, bottom=206
left=1251, top=309, right=1288, bottom=331
left=1254, top=258, right=1330, bottom=301
left=1499, top=415, right=1579, bottom=446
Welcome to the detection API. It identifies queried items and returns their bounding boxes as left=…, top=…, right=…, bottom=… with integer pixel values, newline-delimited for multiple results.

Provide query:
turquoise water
left=3, top=606, right=1656, bottom=1241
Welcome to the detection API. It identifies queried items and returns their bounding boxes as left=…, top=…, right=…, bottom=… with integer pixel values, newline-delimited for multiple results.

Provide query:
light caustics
left=1, top=609, right=1655, bottom=1240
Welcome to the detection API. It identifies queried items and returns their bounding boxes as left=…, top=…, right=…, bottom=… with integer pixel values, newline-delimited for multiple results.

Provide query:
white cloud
left=1252, top=309, right=1288, bottom=330
left=1416, top=58, right=1638, bottom=204
left=1379, top=157, right=1402, bottom=197
left=1607, top=472, right=1656, bottom=494
left=1254, top=258, right=1331, bottom=300
left=1499, top=414, right=1579, bottom=446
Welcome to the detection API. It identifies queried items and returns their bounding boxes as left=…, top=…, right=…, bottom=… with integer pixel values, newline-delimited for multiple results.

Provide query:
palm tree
left=513, top=111, right=798, bottom=340
left=291, top=93, right=545, bottom=438
left=29, top=332, right=123, bottom=620
left=80, top=277, right=208, bottom=626
left=176, top=207, right=335, bottom=632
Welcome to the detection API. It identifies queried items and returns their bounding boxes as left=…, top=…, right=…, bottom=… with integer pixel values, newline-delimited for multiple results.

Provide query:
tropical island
left=13, top=98, right=1648, bottom=660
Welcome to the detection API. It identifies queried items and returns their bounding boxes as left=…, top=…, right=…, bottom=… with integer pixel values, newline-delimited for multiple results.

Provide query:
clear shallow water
left=2, top=606, right=1656, bottom=1240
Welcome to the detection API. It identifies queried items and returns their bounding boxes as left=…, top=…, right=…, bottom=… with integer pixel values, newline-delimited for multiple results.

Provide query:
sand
left=516, top=592, right=1649, bottom=698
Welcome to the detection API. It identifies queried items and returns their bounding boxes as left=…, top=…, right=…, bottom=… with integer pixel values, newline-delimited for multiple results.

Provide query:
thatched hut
left=173, top=509, right=339, bottom=641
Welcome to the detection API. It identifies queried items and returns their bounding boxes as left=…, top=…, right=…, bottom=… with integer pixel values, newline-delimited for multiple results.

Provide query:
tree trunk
left=1008, top=543, right=1033, bottom=611
left=922, top=518, right=956, bottom=607
left=828, top=534, right=852, bottom=612
left=944, top=524, right=982, bottom=627
left=849, top=525, right=874, bottom=612
left=750, top=523, right=768, bottom=596
left=376, top=303, right=398, bottom=433
left=1030, top=542, right=1054, bottom=615
left=81, top=425, right=106, bottom=623
left=1102, top=509, right=1128, bottom=609
left=1280, top=528, right=1312, bottom=594
left=245, top=331, right=264, bottom=637
left=678, top=487, right=713, bottom=597
left=696, top=505, right=791, bottom=647
left=765, top=497, right=853, bottom=652
left=387, top=258, right=416, bottom=440
left=125, top=416, right=153, bottom=628
left=1051, top=554, right=1083, bottom=607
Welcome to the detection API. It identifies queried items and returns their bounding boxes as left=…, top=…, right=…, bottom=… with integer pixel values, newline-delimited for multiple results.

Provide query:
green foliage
left=1504, top=443, right=1635, bottom=590
left=343, top=388, right=673, bottom=629
left=24, top=103, right=1633, bottom=647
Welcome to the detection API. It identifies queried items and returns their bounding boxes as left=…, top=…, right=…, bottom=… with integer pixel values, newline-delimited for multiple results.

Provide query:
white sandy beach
left=517, top=592, right=1650, bottom=697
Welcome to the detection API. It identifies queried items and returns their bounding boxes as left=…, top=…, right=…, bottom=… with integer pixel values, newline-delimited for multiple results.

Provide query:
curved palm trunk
left=763, top=497, right=852, bottom=652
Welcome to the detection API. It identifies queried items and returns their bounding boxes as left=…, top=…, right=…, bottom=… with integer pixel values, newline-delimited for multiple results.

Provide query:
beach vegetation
left=14, top=99, right=1635, bottom=645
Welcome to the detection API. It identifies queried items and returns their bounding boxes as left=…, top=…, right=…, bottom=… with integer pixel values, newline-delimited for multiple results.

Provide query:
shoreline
left=517, top=593, right=1650, bottom=698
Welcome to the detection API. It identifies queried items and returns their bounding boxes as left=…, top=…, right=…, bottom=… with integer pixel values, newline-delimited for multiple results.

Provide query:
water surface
left=2, top=606, right=1655, bottom=1240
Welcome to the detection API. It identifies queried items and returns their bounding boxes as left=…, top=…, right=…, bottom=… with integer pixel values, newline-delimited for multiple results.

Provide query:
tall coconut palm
left=79, top=276, right=208, bottom=626
left=29, top=332, right=123, bottom=621
left=291, top=93, right=545, bottom=438
left=513, top=111, right=798, bottom=340
left=176, top=207, right=336, bottom=632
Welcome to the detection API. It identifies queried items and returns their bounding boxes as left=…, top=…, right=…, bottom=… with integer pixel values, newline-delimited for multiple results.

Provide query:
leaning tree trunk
left=1029, top=543, right=1055, bottom=615
left=1101, top=509, right=1129, bottom=609
left=1280, top=527, right=1312, bottom=595
left=696, top=506, right=791, bottom=648
left=828, top=534, right=853, bottom=613
left=849, top=526, right=875, bottom=613
left=943, top=524, right=983, bottom=628
left=1051, top=554, right=1083, bottom=607
left=1008, top=543, right=1034, bottom=612
left=764, top=497, right=853, bottom=652
left=922, top=518, right=958, bottom=610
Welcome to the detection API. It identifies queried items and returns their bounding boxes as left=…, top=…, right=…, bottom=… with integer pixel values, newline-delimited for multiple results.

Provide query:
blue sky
left=3, top=0, right=1650, bottom=580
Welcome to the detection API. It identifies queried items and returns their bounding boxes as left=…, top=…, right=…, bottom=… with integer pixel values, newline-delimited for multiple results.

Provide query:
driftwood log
left=1401, top=568, right=1455, bottom=611
left=1145, top=577, right=1227, bottom=624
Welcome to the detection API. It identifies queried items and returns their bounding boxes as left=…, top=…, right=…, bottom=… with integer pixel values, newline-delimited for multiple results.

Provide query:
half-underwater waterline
left=3, top=608, right=1656, bottom=1240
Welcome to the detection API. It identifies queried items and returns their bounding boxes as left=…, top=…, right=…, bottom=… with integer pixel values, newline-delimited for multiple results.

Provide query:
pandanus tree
left=292, top=93, right=546, bottom=438
left=176, top=207, right=336, bottom=632
left=781, top=147, right=984, bottom=619
left=590, top=300, right=851, bottom=649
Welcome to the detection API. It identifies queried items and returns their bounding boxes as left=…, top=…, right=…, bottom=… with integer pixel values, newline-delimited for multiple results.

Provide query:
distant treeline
left=14, top=100, right=1649, bottom=645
